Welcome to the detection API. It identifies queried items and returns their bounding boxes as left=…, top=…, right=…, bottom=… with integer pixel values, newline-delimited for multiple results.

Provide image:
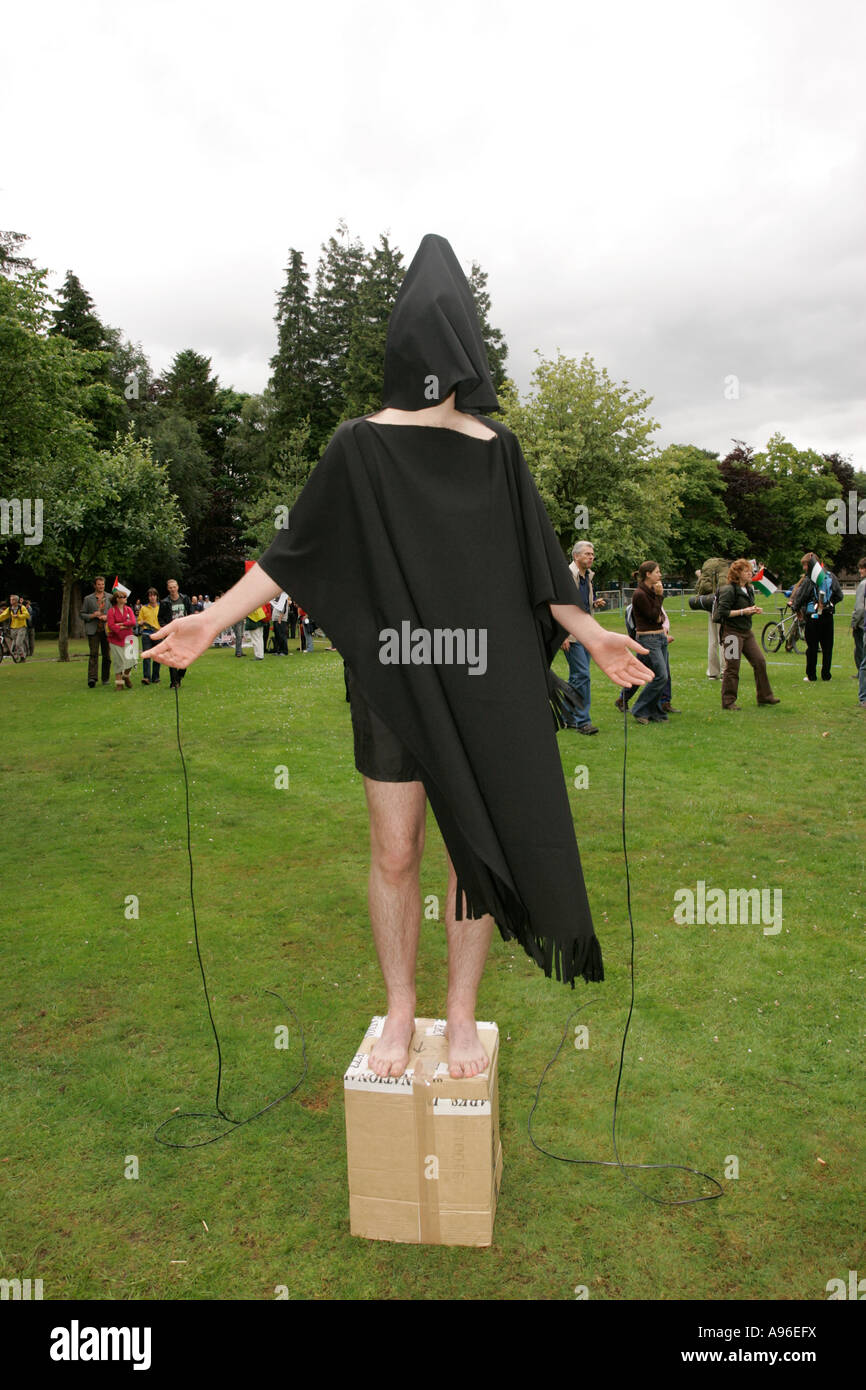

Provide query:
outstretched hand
left=148, top=611, right=217, bottom=670
left=585, top=629, right=653, bottom=688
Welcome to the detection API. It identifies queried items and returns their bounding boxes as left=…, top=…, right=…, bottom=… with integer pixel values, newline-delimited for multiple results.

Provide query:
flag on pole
left=752, top=566, right=777, bottom=598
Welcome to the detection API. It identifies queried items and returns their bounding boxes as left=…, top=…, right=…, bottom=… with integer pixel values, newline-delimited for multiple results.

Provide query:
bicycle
left=0, top=627, right=27, bottom=664
left=761, top=604, right=805, bottom=655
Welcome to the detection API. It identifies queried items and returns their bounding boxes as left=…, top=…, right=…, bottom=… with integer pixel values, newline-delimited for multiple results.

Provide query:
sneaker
left=88, top=679, right=96, bottom=688
left=633, top=715, right=650, bottom=725
left=578, top=722, right=599, bottom=735
left=758, top=696, right=780, bottom=705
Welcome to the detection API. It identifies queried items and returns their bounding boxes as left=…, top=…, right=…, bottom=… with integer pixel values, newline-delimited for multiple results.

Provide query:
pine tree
left=49, top=271, right=110, bottom=352
left=344, top=233, right=405, bottom=419
left=269, top=249, right=316, bottom=435
left=309, top=220, right=366, bottom=449
left=48, top=270, right=128, bottom=446
left=468, top=261, right=508, bottom=395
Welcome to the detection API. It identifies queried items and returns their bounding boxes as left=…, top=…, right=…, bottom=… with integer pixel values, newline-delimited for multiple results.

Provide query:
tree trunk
left=58, top=564, right=74, bottom=661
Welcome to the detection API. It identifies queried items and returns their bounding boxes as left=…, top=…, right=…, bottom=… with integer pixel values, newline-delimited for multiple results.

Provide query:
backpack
left=829, top=572, right=843, bottom=606
left=624, top=602, right=636, bottom=641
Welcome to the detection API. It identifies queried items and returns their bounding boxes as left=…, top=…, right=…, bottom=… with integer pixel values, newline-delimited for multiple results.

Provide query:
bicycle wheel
left=792, top=628, right=807, bottom=656
left=761, top=621, right=783, bottom=654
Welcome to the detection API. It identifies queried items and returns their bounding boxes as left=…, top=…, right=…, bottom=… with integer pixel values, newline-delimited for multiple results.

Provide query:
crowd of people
left=556, top=543, right=865, bottom=731
left=71, top=576, right=333, bottom=689
left=4, top=554, right=863, bottom=712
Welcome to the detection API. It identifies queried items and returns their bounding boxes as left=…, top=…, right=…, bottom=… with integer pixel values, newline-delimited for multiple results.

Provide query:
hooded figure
left=257, top=233, right=603, bottom=985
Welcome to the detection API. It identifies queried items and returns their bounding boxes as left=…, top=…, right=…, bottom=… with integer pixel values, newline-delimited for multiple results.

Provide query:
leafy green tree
left=0, top=254, right=97, bottom=575
left=750, top=433, right=841, bottom=578
left=148, top=410, right=211, bottom=531
left=499, top=350, right=672, bottom=577
left=23, top=426, right=185, bottom=659
left=662, top=444, right=747, bottom=577
left=822, top=451, right=866, bottom=574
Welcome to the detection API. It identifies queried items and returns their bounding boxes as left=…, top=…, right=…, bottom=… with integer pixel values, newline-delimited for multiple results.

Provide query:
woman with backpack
left=791, top=551, right=841, bottom=681
left=715, top=560, right=780, bottom=711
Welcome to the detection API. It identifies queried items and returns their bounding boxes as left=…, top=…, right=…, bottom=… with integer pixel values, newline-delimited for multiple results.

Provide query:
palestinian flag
left=752, top=566, right=778, bottom=598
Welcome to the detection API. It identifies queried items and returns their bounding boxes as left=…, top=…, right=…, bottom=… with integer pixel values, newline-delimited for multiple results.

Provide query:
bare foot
left=368, top=1012, right=415, bottom=1078
left=446, top=1015, right=489, bottom=1079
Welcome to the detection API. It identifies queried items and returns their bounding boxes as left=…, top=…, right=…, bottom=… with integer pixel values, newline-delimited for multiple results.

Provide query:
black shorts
left=343, top=663, right=424, bottom=783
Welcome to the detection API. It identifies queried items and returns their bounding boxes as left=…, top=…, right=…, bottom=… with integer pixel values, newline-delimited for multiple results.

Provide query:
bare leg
left=444, top=856, right=495, bottom=1078
left=363, top=777, right=426, bottom=1077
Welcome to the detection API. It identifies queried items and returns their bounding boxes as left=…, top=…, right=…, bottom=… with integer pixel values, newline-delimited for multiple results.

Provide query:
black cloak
left=258, top=235, right=603, bottom=986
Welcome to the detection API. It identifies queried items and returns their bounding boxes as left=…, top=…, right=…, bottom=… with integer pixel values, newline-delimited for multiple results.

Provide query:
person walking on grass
left=629, top=562, right=672, bottom=724
left=560, top=540, right=607, bottom=736
left=715, top=558, right=780, bottom=711
left=106, top=584, right=137, bottom=691
left=81, top=575, right=111, bottom=687
left=137, top=587, right=162, bottom=685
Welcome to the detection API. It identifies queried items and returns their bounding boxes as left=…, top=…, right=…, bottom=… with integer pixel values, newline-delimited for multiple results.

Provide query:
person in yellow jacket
left=245, top=605, right=267, bottom=660
left=0, top=595, right=30, bottom=659
left=137, top=587, right=162, bottom=685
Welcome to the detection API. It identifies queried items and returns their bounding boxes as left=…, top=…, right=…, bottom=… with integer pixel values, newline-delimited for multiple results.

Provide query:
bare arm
left=149, top=563, right=282, bottom=670
left=549, top=603, right=653, bottom=688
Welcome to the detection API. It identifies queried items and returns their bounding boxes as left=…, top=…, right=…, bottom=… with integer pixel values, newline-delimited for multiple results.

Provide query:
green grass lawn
left=1, top=614, right=863, bottom=1300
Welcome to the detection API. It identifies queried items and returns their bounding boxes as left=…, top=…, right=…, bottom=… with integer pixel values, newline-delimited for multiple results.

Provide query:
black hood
left=381, top=233, right=499, bottom=415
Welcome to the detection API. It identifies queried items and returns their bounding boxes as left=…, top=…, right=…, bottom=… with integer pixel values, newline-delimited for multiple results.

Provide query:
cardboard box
left=344, top=1016, right=502, bottom=1246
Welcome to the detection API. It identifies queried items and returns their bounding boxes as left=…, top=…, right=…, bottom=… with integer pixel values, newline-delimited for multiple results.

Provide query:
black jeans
left=87, top=628, right=110, bottom=683
left=804, top=610, right=834, bottom=680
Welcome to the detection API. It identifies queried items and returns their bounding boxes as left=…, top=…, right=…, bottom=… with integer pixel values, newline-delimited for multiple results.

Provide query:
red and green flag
left=752, top=566, right=778, bottom=598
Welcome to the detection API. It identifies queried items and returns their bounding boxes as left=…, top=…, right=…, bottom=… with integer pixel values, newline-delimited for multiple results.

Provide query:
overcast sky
left=3, top=0, right=864, bottom=465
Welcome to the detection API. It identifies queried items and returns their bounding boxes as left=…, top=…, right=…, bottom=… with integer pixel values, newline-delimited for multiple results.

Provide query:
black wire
left=528, top=698, right=723, bottom=1205
left=154, top=682, right=307, bottom=1149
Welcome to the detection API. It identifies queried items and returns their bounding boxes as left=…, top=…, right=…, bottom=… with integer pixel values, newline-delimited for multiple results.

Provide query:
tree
left=662, top=444, right=747, bottom=577
left=498, top=350, right=670, bottom=577
left=48, top=270, right=128, bottom=448
left=468, top=260, right=508, bottom=394
left=309, top=221, right=366, bottom=450
left=269, top=248, right=317, bottom=439
left=750, top=434, right=842, bottom=578
left=24, top=426, right=185, bottom=659
left=241, top=418, right=314, bottom=555
left=822, top=451, right=866, bottom=574
left=344, top=233, right=405, bottom=419
left=0, top=255, right=97, bottom=573
left=718, top=440, right=774, bottom=557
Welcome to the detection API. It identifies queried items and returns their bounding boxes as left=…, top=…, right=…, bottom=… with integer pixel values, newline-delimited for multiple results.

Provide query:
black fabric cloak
left=257, top=236, right=603, bottom=986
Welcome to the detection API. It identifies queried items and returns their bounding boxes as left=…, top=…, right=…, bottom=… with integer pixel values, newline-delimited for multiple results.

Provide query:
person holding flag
left=791, top=551, right=839, bottom=682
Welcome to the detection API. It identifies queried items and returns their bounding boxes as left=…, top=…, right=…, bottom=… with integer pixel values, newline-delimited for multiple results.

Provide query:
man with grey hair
left=560, top=540, right=607, bottom=735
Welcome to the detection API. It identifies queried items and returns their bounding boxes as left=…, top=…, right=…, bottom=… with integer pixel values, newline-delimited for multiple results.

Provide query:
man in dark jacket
left=158, top=579, right=191, bottom=689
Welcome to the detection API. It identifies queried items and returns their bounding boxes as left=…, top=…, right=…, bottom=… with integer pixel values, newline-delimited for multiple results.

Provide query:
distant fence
left=596, top=587, right=690, bottom=616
